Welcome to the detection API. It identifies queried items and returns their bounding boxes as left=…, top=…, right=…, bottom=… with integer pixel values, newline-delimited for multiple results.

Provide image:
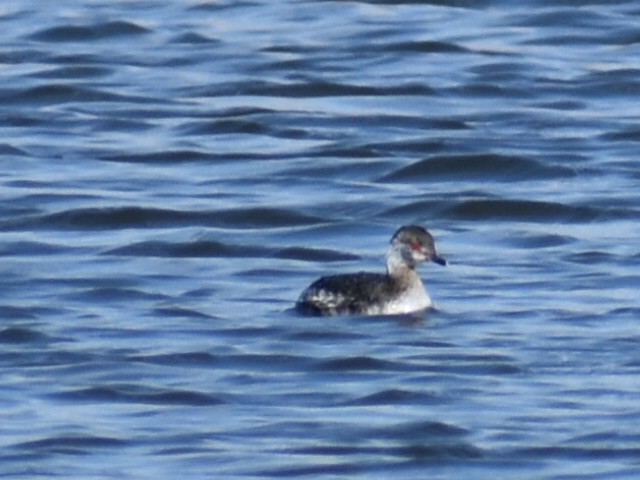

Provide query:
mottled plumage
left=296, top=225, right=446, bottom=316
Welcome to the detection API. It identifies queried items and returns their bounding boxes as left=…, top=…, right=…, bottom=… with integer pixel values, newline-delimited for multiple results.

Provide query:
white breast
left=376, top=282, right=432, bottom=315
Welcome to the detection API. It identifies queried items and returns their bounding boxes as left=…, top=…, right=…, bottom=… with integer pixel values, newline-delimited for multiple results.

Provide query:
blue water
left=2, top=1, right=640, bottom=478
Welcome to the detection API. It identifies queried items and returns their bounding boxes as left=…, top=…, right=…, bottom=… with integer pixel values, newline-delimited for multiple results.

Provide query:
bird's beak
left=430, top=254, right=447, bottom=266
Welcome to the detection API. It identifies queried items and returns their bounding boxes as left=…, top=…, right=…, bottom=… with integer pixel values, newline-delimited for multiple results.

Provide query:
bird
left=296, top=225, right=446, bottom=316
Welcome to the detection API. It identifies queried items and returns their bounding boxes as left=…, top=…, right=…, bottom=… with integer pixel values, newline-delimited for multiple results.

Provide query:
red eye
left=411, top=242, right=422, bottom=251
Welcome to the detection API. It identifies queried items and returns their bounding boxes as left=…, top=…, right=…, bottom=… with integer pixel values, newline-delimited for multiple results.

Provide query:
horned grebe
left=296, top=225, right=446, bottom=316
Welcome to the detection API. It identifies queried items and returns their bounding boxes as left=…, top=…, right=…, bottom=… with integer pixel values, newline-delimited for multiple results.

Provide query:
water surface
left=1, top=1, right=640, bottom=479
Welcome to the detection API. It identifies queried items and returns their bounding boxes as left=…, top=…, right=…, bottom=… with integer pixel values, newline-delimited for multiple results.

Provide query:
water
left=1, top=1, right=640, bottom=478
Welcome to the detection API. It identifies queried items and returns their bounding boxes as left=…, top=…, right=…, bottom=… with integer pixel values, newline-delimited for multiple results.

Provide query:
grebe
left=296, top=225, right=446, bottom=316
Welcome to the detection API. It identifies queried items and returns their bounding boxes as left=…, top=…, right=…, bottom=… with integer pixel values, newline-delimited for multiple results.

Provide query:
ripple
left=346, top=388, right=443, bottom=406
left=14, top=435, right=127, bottom=454
left=0, top=240, right=72, bottom=256
left=187, top=79, right=435, bottom=98
left=99, top=149, right=232, bottom=163
left=443, top=199, right=602, bottom=222
left=105, top=240, right=265, bottom=258
left=381, top=154, right=575, bottom=182
left=1, top=83, right=146, bottom=106
left=0, top=327, right=48, bottom=344
left=3, top=206, right=325, bottom=231
left=274, top=246, right=359, bottom=262
left=315, top=356, right=402, bottom=372
left=0, top=143, right=28, bottom=155
left=29, top=21, right=148, bottom=42
left=378, top=40, right=469, bottom=54
left=53, top=384, right=224, bottom=406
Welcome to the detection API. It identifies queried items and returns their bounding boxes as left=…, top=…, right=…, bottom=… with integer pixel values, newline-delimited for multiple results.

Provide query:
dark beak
left=431, top=254, right=447, bottom=266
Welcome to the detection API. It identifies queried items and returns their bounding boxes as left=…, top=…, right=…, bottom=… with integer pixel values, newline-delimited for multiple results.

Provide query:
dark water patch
left=5, top=206, right=324, bottom=232
left=601, top=127, right=640, bottom=142
left=107, top=240, right=236, bottom=257
left=0, top=305, right=66, bottom=322
left=281, top=153, right=389, bottom=180
left=443, top=199, right=601, bottom=222
left=274, top=246, right=359, bottom=262
left=0, top=113, right=42, bottom=128
left=347, top=0, right=489, bottom=6
left=564, top=250, right=616, bottom=264
left=257, top=442, right=482, bottom=477
left=100, top=149, right=220, bottom=163
left=380, top=154, right=575, bottom=182
left=452, top=83, right=532, bottom=98
left=577, top=68, right=640, bottom=96
left=261, top=44, right=325, bottom=55
left=0, top=47, right=51, bottom=65
left=286, top=328, right=368, bottom=342
left=534, top=99, right=586, bottom=111
left=609, top=307, right=640, bottom=319
left=261, top=57, right=319, bottom=74
left=397, top=339, right=458, bottom=349
left=178, top=118, right=309, bottom=139
left=7, top=350, right=95, bottom=369
left=53, top=384, right=224, bottom=406
left=91, top=116, right=156, bottom=132
left=0, top=143, right=28, bottom=155
left=47, top=53, right=104, bottom=65
left=106, top=240, right=259, bottom=258
left=469, top=61, right=531, bottom=81
left=213, top=325, right=288, bottom=341
left=7, top=206, right=199, bottom=231
left=1, top=84, right=144, bottom=106
left=5, top=179, right=52, bottom=189
left=29, top=21, right=148, bottom=42
left=99, top=149, right=291, bottom=163
left=524, top=33, right=607, bottom=47
left=66, top=287, right=167, bottom=303
left=191, top=79, right=435, bottom=98
left=0, top=241, right=72, bottom=256
left=315, top=355, right=402, bottom=372
left=253, top=462, right=363, bottom=477
left=567, top=431, right=640, bottom=446
left=211, top=207, right=326, bottom=229
left=383, top=40, right=468, bottom=53
left=187, top=1, right=259, bottom=12
left=512, top=445, right=640, bottom=461
left=0, top=327, right=48, bottom=344
left=14, top=434, right=127, bottom=455
left=152, top=305, right=215, bottom=320
left=406, top=351, right=522, bottom=373
left=171, top=32, right=219, bottom=45
left=33, top=65, right=111, bottom=79
left=377, top=199, right=449, bottom=219
left=346, top=388, right=442, bottom=406
left=612, top=27, right=640, bottom=46
left=400, top=443, right=483, bottom=461
left=511, top=7, right=605, bottom=28
left=222, top=353, right=312, bottom=371
left=129, top=352, right=309, bottom=372
left=373, top=420, right=469, bottom=440
left=208, top=106, right=277, bottom=118
left=373, top=137, right=462, bottom=157
left=305, top=144, right=385, bottom=160
left=282, top=441, right=481, bottom=461
left=266, top=112, right=461, bottom=133
left=505, top=233, right=575, bottom=249
left=128, top=351, right=219, bottom=367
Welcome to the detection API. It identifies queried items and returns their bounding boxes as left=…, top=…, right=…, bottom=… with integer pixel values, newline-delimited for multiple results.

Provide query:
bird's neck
left=386, top=246, right=416, bottom=278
